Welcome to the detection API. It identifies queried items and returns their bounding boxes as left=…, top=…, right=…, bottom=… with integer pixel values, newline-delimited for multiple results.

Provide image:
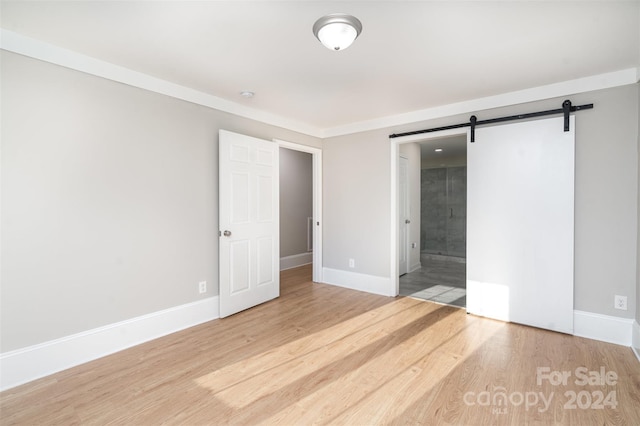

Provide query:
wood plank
left=2, top=264, right=639, bottom=424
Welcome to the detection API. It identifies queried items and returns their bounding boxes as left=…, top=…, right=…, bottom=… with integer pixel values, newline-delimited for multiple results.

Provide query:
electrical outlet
left=614, top=295, right=627, bottom=310
left=349, top=258, right=355, bottom=268
left=199, top=281, right=207, bottom=294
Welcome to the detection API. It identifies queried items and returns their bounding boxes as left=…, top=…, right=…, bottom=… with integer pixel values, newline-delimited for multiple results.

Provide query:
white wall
left=323, top=84, right=638, bottom=320
left=0, top=51, right=320, bottom=352
left=322, top=129, right=390, bottom=278
left=570, top=85, right=638, bottom=319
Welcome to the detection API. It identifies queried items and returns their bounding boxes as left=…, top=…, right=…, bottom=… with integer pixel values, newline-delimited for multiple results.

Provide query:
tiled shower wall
left=420, top=166, right=467, bottom=258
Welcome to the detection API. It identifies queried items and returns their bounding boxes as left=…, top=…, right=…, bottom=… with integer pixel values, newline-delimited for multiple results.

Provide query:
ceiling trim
left=323, top=68, right=639, bottom=138
left=1, top=29, right=637, bottom=140
left=0, top=29, right=325, bottom=138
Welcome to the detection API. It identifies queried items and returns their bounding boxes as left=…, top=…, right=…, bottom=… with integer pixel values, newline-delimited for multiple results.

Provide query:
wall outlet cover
left=614, top=295, right=627, bottom=310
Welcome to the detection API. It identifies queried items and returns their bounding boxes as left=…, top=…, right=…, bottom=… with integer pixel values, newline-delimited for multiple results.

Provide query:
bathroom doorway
left=399, top=134, right=467, bottom=308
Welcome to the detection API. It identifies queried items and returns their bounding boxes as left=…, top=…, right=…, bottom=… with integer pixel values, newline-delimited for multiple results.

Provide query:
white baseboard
left=573, top=310, right=634, bottom=346
left=0, top=296, right=219, bottom=391
left=409, top=262, right=422, bottom=273
left=322, top=267, right=393, bottom=297
left=632, top=320, right=640, bottom=362
left=280, top=252, right=313, bottom=271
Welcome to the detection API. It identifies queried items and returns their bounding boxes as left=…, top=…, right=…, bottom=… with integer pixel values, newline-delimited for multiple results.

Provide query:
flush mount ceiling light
left=313, top=13, right=362, bottom=51
left=240, top=91, right=255, bottom=98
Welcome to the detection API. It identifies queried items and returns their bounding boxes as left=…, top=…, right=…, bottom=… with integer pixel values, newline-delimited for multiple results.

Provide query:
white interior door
left=467, top=116, right=574, bottom=334
left=219, top=130, right=279, bottom=318
left=398, top=156, right=410, bottom=275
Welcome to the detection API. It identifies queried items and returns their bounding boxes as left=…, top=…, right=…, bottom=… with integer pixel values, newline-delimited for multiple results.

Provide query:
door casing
left=275, top=139, right=323, bottom=283
left=390, top=128, right=468, bottom=296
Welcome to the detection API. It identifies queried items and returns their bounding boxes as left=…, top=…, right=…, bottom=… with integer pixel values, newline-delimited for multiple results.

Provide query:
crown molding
left=322, top=68, right=639, bottom=138
left=0, top=29, right=324, bottom=138
left=2, top=29, right=637, bottom=140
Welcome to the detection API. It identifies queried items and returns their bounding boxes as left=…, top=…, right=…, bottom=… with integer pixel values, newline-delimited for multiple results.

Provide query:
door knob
left=223, top=230, right=232, bottom=237
left=405, top=219, right=411, bottom=224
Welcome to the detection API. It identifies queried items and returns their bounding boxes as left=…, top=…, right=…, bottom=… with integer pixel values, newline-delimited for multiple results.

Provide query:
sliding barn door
left=467, top=116, right=574, bottom=334
left=219, top=130, right=279, bottom=318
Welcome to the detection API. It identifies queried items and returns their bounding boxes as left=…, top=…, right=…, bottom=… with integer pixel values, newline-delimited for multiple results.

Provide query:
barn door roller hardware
left=389, top=100, right=594, bottom=142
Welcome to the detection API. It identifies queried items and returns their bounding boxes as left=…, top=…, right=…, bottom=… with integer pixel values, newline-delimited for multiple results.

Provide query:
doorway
left=398, top=135, right=467, bottom=308
left=276, top=139, right=323, bottom=283
left=391, top=115, right=574, bottom=334
left=279, top=147, right=313, bottom=270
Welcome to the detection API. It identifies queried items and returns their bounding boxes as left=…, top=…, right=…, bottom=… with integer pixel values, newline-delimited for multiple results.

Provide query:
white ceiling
left=2, top=1, right=639, bottom=136
left=420, top=134, right=467, bottom=164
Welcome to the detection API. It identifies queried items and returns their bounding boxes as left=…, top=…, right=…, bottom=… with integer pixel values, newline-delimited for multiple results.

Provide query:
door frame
left=275, top=139, right=323, bottom=283
left=398, top=155, right=410, bottom=276
left=389, top=128, right=468, bottom=296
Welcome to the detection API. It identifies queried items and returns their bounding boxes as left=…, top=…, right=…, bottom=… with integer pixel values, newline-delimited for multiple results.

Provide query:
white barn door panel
left=467, top=116, right=575, bottom=334
left=219, top=130, right=279, bottom=318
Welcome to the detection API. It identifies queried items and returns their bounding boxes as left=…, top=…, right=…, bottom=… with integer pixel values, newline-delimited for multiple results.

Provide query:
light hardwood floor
left=2, top=264, right=640, bottom=425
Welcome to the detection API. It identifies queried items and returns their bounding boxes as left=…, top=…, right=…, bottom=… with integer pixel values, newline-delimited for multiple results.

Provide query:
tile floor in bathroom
left=399, top=256, right=466, bottom=308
